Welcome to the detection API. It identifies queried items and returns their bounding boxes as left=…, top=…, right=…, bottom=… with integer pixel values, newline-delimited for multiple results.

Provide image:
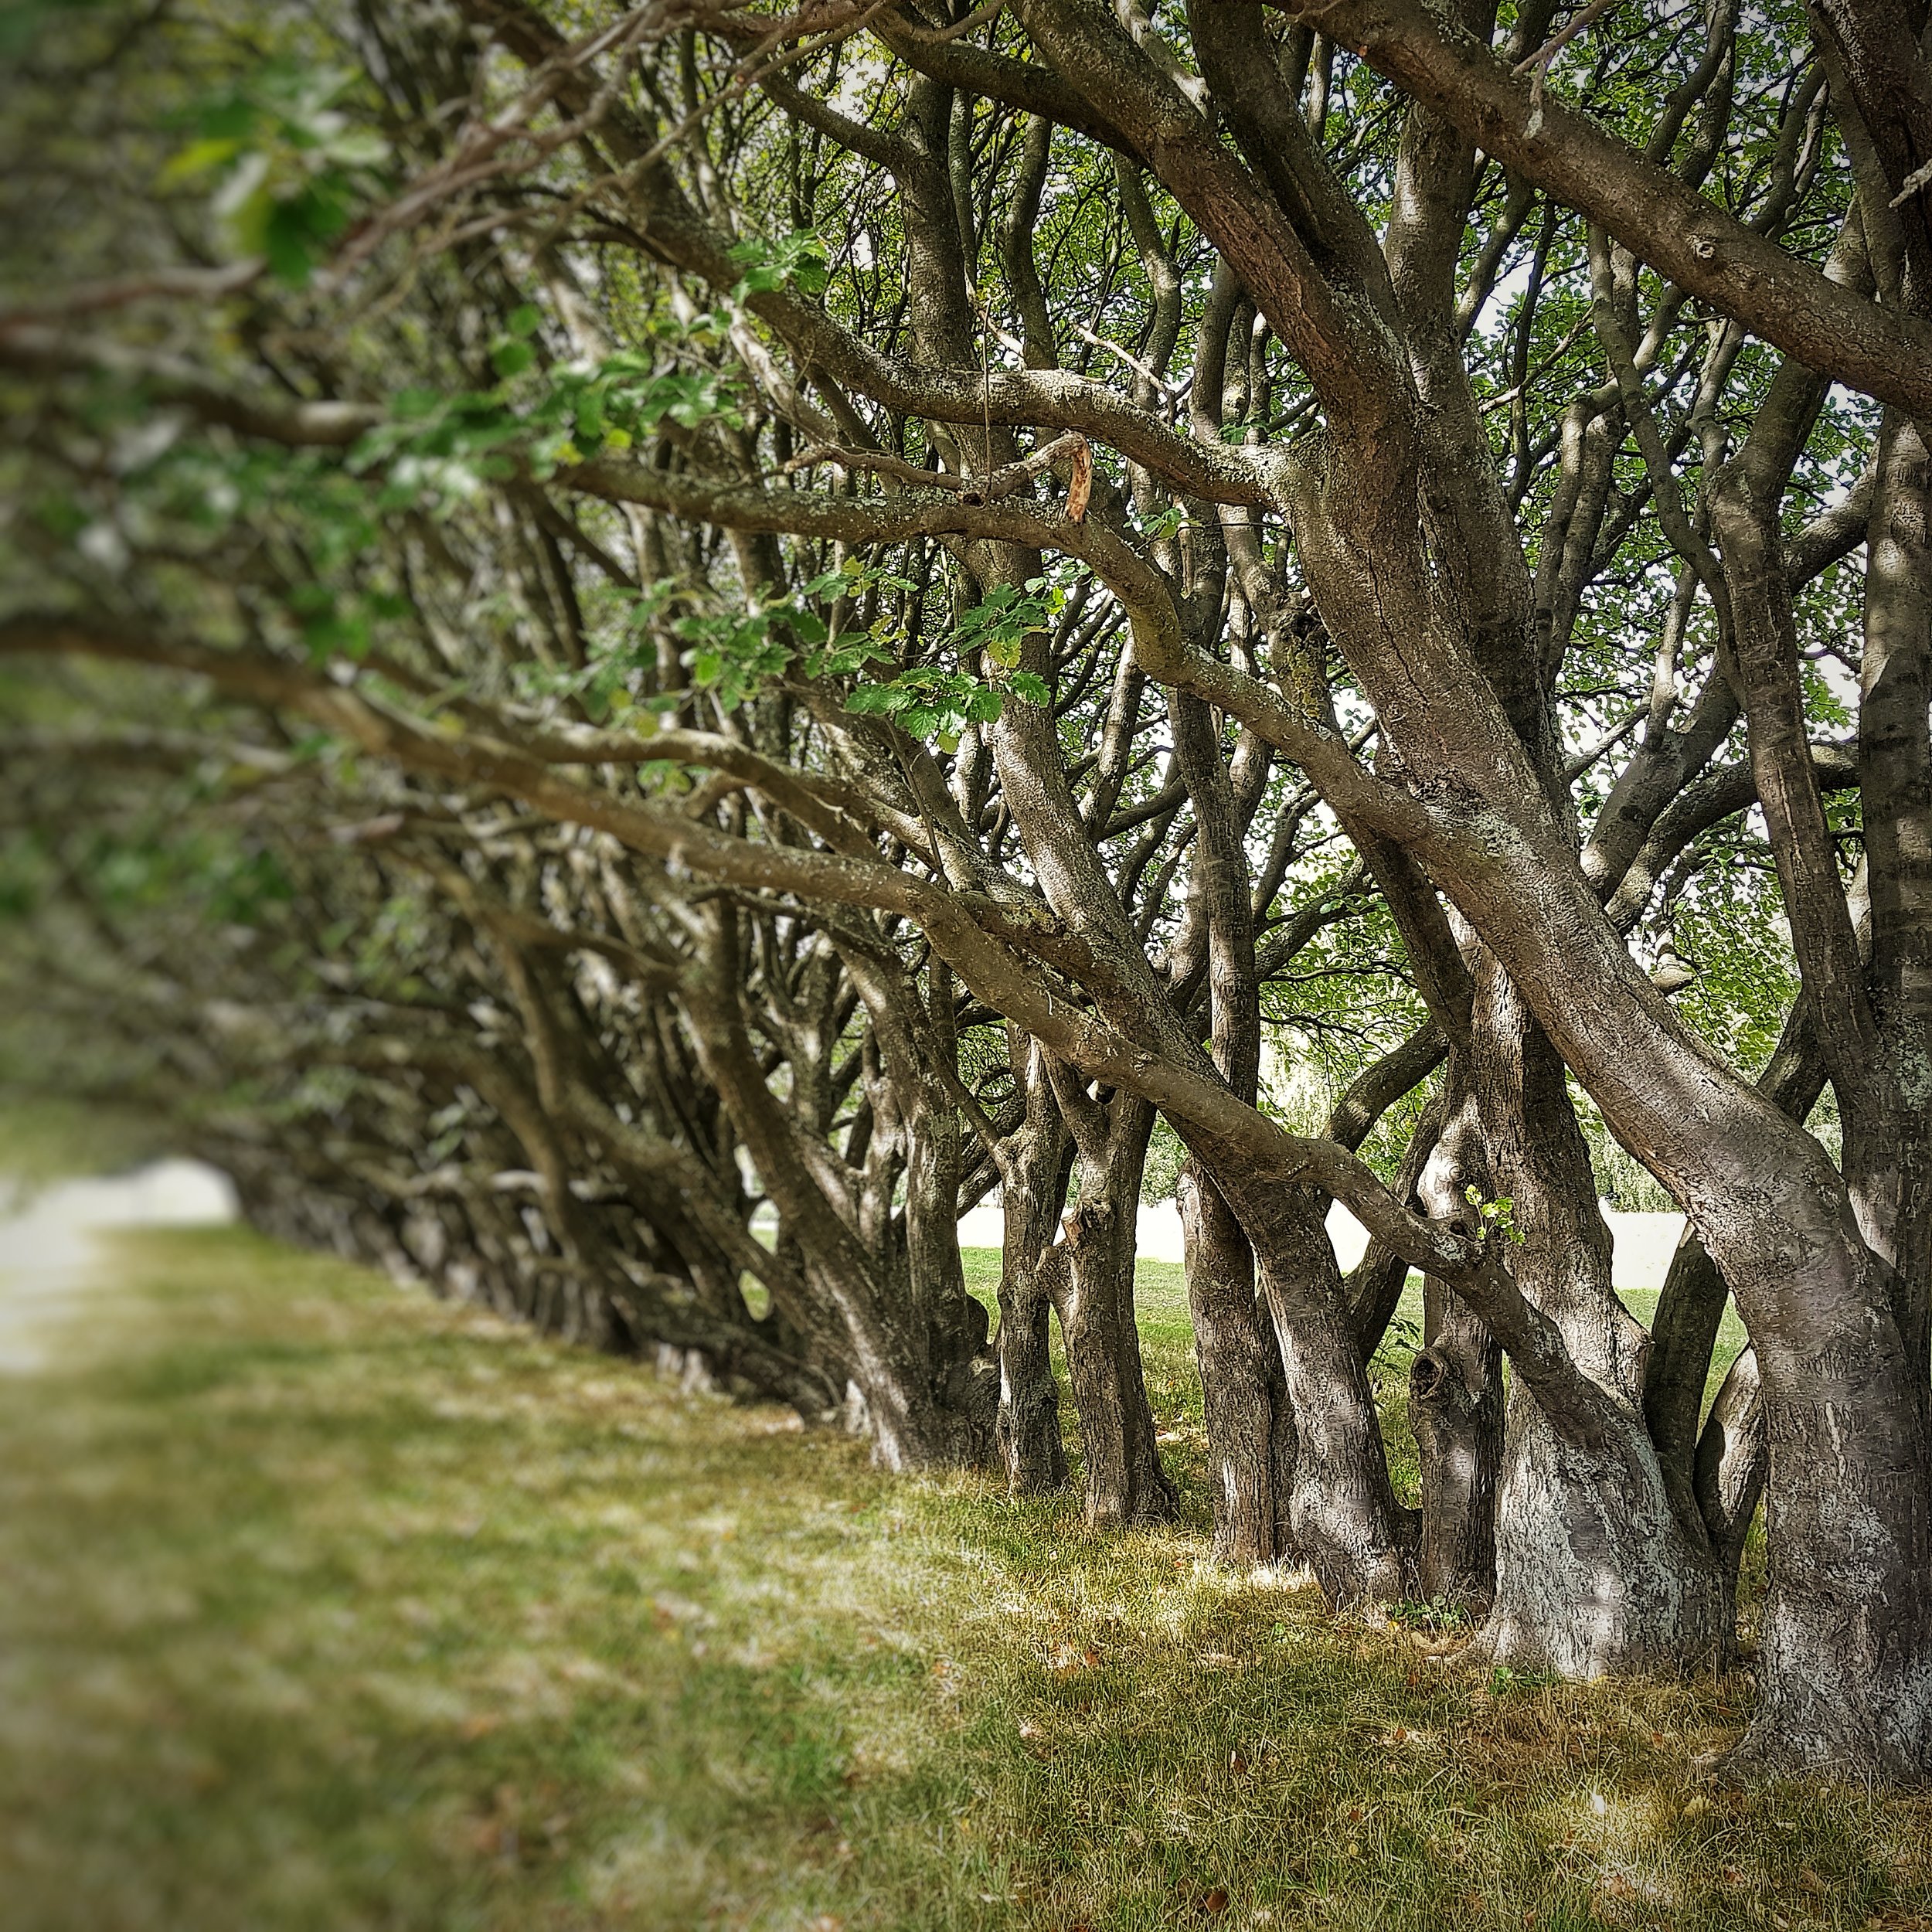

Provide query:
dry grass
left=0, top=1226, right=1923, bottom=1930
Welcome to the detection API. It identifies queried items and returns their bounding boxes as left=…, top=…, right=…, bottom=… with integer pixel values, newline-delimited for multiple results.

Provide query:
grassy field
left=0, top=1224, right=1917, bottom=1931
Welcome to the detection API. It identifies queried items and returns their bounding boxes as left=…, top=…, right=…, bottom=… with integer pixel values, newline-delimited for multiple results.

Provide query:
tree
left=1, top=0, right=1925, bottom=1777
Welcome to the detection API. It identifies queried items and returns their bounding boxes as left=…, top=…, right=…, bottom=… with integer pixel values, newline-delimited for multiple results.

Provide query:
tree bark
left=1202, top=1150, right=1413, bottom=1604
left=1179, top=1159, right=1291, bottom=1566
left=994, top=1036, right=1071, bottom=1494
left=1411, top=1057, right=1501, bottom=1614
left=1645, top=992, right=1826, bottom=1532
left=1410, top=1295, right=1502, bottom=1616
left=1049, top=1071, right=1177, bottom=1528
left=1470, top=964, right=1723, bottom=1675
left=1693, top=1345, right=1766, bottom=1633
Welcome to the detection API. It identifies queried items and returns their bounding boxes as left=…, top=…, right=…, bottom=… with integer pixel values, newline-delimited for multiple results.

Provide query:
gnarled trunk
left=994, top=1038, right=1071, bottom=1495
left=1410, top=1056, right=1501, bottom=1614
left=1470, top=968, right=1723, bottom=1675
left=1049, top=1073, right=1176, bottom=1528
left=1203, top=1146, right=1413, bottom=1605
left=686, top=920, right=996, bottom=1472
left=1179, top=1159, right=1291, bottom=1566
left=1693, top=1344, right=1765, bottom=1634
left=1408, top=1294, right=1502, bottom=1616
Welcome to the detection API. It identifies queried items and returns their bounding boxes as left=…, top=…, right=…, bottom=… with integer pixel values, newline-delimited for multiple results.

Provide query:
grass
left=0, top=1230, right=1921, bottom=1930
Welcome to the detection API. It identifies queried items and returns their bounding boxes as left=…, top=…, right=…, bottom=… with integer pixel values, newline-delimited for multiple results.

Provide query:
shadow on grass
left=0, top=1230, right=1924, bottom=1930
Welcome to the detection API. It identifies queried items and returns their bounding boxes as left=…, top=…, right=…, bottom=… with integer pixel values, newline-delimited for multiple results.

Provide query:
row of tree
left=1, top=0, right=1927, bottom=1780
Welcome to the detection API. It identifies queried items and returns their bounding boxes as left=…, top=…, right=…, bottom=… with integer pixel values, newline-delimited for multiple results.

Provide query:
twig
left=1511, top=0, right=1624, bottom=77
left=1512, top=0, right=1624, bottom=136
left=323, top=0, right=694, bottom=287
left=781, top=432, right=1090, bottom=514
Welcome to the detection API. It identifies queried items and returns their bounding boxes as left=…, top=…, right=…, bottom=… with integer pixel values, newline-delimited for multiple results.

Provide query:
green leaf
left=261, top=198, right=319, bottom=283
left=159, top=135, right=243, bottom=186
left=845, top=685, right=911, bottom=715
left=491, top=339, right=536, bottom=379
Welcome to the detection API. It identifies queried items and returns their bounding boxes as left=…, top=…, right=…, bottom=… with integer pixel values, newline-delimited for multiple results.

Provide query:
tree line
left=0, top=0, right=1926, bottom=1779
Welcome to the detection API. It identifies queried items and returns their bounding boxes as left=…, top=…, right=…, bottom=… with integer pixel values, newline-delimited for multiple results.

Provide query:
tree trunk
left=1693, top=1345, right=1765, bottom=1636
left=1710, top=369, right=1932, bottom=1773
left=1855, top=410, right=1932, bottom=1396
left=685, top=920, right=995, bottom=1473
left=1204, top=1148, right=1413, bottom=1605
left=997, top=1243, right=1067, bottom=1493
left=1644, top=992, right=1825, bottom=1547
left=1410, top=1058, right=1501, bottom=1613
left=1049, top=1077, right=1177, bottom=1528
left=994, top=1039, right=1070, bottom=1495
left=1409, top=1294, right=1502, bottom=1616
left=1179, top=1158, right=1290, bottom=1566
left=1470, top=966, right=1723, bottom=1675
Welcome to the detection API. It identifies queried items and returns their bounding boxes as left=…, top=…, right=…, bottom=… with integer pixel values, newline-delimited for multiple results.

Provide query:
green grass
left=1, top=1230, right=1923, bottom=1931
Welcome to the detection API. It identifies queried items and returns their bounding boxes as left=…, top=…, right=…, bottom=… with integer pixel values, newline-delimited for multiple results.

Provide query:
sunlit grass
left=0, top=1229, right=1920, bottom=1930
